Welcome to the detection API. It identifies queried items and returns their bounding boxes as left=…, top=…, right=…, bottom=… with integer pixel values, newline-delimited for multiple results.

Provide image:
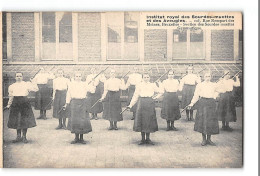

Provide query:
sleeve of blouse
left=101, top=80, right=108, bottom=99
left=154, top=82, right=163, bottom=94
left=129, top=84, right=140, bottom=108
left=155, top=81, right=165, bottom=99
left=7, top=85, right=14, bottom=107
left=27, top=82, right=39, bottom=92
left=190, top=84, right=201, bottom=105
left=178, top=77, right=185, bottom=91
left=120, top=79, right=128, bottom=90
left=65, top=85, right=72, bottom=104
left=196, top=75, right=201, bottom=84
left=233, top=78, right=240, bottom=87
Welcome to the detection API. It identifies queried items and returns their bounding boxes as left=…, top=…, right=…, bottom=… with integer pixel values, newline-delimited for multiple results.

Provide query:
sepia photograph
left=1, top=11, right=244, bottom=168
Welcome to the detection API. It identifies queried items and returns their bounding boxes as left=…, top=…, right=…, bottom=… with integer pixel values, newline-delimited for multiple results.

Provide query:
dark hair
left=142, top=72, right=150, bottom=78
left=15, top=72, right=23, bottom=76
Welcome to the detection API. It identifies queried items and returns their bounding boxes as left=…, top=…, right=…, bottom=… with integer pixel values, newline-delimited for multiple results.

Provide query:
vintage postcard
left=1, top=11, right=243, bottom=168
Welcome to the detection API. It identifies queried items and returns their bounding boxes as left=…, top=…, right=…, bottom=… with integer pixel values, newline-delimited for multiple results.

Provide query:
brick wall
left=78, top=13, right=101, bottom=61
left=11, top=13, right=35, bottom=61
left=144, top=29, right=167, bottom=61
left=211, top=30, right=234, bottom=60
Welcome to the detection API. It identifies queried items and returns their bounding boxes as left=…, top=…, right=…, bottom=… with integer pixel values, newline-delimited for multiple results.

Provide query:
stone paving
left=3, top=107, right=243, bottom=168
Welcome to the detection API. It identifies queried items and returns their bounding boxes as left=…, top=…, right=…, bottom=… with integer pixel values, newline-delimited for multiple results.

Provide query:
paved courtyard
left=3, top=106, right=243, bottom=168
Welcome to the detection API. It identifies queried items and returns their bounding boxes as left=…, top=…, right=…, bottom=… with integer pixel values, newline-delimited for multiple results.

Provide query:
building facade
left=2, top=12, right=243, bottom=100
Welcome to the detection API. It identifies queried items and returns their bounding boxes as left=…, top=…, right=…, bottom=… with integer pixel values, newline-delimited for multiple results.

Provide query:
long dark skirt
left=134, top=97, right=158, bottom=133
left=181, top=84, right=196, bottom=109
left=161, top=92, right=181, bottom=121
left=53, top=90, right=70, bottom=119
left=127, top=85, right=137, bottom=113
left=194, top=98, right=219, bottom=135
left=86, top=82, right=103, bottom=114
left=35, top=84, right=52, bottom=110
left=69, top=99, right=92, bottom=134
left=216, top=92, right=237, bottom=122
left=8, top=96, right=36, bottom=129
left=102, top=91, right=123, bottom=122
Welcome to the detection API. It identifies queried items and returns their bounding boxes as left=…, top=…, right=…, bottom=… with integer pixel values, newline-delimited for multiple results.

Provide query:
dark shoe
left=226, top=126, right=233, bottom=132
left=108, top=126, right=113, bottom=130
left=55, top=125, right=63, bottom=130
left=22, top=136, right=28, bottom=143
left=62, top=124, right=67, bottom=130
left=95, top=117, right=98, bottom=120
left=146, top=139, right=155, bottom=145
left=114, top=127, right=118, bottom=130
left=166, top=127, right=171, bottom=131
left=201, top=140, right=207, bottom=146
left=12, top=137, right=22, bottom=143
left=190, top=117, right=194, bottom=121
left=171, top=127, right=178, bottom=131
left=71, top=139, right=79, bottom=144
left=207, top=139, right=216, bottom=146
left=79, top=139, right=86, bottom=144
left=131, top=117, right=135, bottom=120
left=138, top=140, right=146, bottom=145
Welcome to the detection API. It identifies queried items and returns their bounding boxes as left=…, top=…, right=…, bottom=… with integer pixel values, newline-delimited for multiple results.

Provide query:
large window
left=107, top=12, right=139, bottom=61
left=41, top=12, right=73, bottom=61
left=172, top=29, right=205, bottom=60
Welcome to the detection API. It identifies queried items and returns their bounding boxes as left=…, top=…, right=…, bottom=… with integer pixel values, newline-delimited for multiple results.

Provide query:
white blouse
left=66, top=81, right=96, bottom=103
left=129, top=82, right=163, bottom=108
left=7, top=81, right=39, bottom=107
left=217, top=79, right=240, bottom=93
left=33, top=73, right=55, bottom=84
left=161, top=79, right=180, bottom=92
left=101, top=78, right=127, bottom=100
left=190, top=81, right=219, bottom=106
left=179, top=74, right=201, bottom=91
left=126, top=73, right=142, bottom=86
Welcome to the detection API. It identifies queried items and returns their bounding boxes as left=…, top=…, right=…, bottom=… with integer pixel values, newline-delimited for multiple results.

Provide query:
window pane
left=172, top=29, right=187, bottom=59
left=59, top=13, right=72, bottom=43
left=173, top=29, right=187, bottom=42
left=124, top=12, right=139, bottom=60
left=190, top=29, right=203, bottom=42
left=42, top=26, right=56, bottom=42
left=107, top=12, right=123, bottom=60
left=108, top=27, right=121, bottom=43
left=124, top=12, right=138, bottom=43
left=190, top=29, right=204, bottom=58
left=42, top=12, right=56, bottom=43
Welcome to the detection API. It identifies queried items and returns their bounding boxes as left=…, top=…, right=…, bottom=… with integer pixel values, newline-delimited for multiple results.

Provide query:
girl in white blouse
left=52, top=69, right=70, bottom=130
left=85, top=67, right=106, bottom=120
left=125, top=67, right=142, bottom=120
left=63, top=72, right=96, bottom=144
left=6, top=72, right=39, bottom=143
left=216, top=70, right=240, bottom=131
left=179, top=66, right=201, bottom=121
left=128, top=72, right=163, bottom=145
left=158, top=70, right=181, bottom=131
left=100, top=69, right=127, bottom=130
left=33, top=67, right=55, bottom=120
left=188, top=71, right=219, bottom=146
